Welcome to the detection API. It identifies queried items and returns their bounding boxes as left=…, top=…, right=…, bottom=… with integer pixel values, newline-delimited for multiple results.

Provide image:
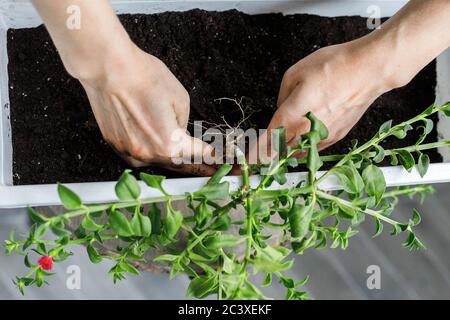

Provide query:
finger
left=269, top=97, right=310, bottom=146
left=247, top=129, right=270, bottom=165
left=122, top=155, right=148, bottom=168
left=277, top=75, right=298, bottom=107
left=166, top=134, right=218, bottom=176
left=165, top=162, right=217, bottom=177
left=277, top=81, right=291, bottom=107
left=251, top=96, right=310, bottom=164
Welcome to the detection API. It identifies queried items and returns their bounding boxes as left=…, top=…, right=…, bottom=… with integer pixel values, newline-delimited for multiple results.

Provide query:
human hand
left=79, top=45, right=216, bottom=175
left=254, top=0, right=450, bottom=163
left=252, top=38, right=399, bottom=163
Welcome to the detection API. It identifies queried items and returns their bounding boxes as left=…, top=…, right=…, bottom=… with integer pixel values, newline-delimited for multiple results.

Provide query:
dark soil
left=7, top=9, right=440, bottom=185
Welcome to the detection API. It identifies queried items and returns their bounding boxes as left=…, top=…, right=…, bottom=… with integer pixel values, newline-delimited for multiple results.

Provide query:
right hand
left=78, top=45, right=216, bottom=176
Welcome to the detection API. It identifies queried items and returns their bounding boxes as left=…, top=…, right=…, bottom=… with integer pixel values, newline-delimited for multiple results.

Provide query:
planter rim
left=1, top=164, right=450, bottom=208
left=0, top=0, right=449, bottom=208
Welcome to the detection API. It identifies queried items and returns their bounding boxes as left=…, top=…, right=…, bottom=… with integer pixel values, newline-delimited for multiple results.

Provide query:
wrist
left=61, top=27, right=137, bottom=83
left=349, top=32, right=413, bottom=94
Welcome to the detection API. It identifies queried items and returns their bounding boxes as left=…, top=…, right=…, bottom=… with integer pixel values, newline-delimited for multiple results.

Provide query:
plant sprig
left=5, top=102, right=450, bottom=299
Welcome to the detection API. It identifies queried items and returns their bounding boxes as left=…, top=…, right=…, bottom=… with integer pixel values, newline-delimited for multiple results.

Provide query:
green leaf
left=273, top=127, right=287, bottom=157
left=194, top=182, right=230, bottom=200
left=379, top=120, right=392, bottom=134
left=148, top=204, right=162, bottom=235
left=35, top=243, right=47, bottom=256
left=443, top=102, right=450, bottom=116
left=411, top=209, right=421, bottom=226
left=209, top=214, right=231, bottom=231
left=28, top=208, right=47, bottom=224
left=289, top=204, right=313, bottom=241
left=140, top=173, right=167, bottom=195
left=391, top=223, right=407, bottom=236
left=50, top=224, right=70, bottom=237
left=423, top=119, right=434, bottom=135
left=58, top=236, right=69, bottom=246
left=306, top=112, right=329, bottom=140
left=130, top=211, right=152, bottom=237
left=333, top=163, right=364, bottom=195
left=391, top=124, right=413, bottom=139
left=251, top=198, right=270, bottom=216
left=109, top=209, right=134, bottom=237
left=57, top=184, right=82, bottom=210
left=35, top=268, right=44, bottom=287
left=119, top=261, right=140, bottom=275
left=337, top=202, right=356, bottom=219
left=256, top=245, right=288, bottom=261
left=253, top=257, right=293, bottom=274
left=402, top=232, right=426, bottom=250
left=154, top=254, right=180, bottom=263
left=351, top=211, right=365, bottom=226
left=397, top=150, right=415, bottom=172
left=422, top=104, right=435, bottom=116
left=262, top=273, right=272, bottom=287
left=204, top=235, right=242, bottom=250
left=222, top=253, right=234, bottom=274
left=163, top=206, right=183, bottom=239
left=305, top=131, right=323, bottom=177
left=362, top=165, right=386, bottom=205
left=417, top=153, right=430, bottom=178
left=115, top=170, right=141, bottom=200
left=81, top=214, right=102, bottom=232
left=295, top=275, right=309, bottom=287
left=274, top=166, right=288, bottom=185
left=87, top=244, right=102, bottom=264
left=390, top=153, right=399, bottom=166
left=279, top=276, right=295, bottom=289
left=372, top=145, right=385, bottom=163
left=206, top=164, right=232, bottom=186
left=194, top=201, right=213, bottom=228
left=187, top=276, right=218, bottom=299
left=373, top=218, right=383, bottom=238
left=24, top=254, right=32, bottom=268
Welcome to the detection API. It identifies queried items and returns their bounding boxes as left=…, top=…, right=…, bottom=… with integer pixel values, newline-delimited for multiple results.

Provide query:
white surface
left=0, top=0, right=449, bottom=208
left=1, top=164, right=450, bottom=208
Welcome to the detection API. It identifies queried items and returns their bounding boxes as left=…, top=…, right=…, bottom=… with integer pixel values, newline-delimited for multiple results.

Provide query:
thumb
left=248, top=105, right=297, bottom=165
left=166, top=133, right=218, bottom=176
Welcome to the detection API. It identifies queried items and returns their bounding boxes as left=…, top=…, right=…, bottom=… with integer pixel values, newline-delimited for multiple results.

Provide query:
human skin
left=32, top=0, right=216, bottom=175
left=254, top=0, right=450, bottom=163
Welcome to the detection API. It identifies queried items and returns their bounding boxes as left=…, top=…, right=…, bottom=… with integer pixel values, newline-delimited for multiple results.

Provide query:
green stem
left=244, top=197, right=253, bottom=261
left=256, top=149, right=297, bottom=191
left=316, top=190, right=400, bottom=226
left=186, top=229, right=210, bottom=252
left=55, top=194, right=187, bottom=221
left=255, top=186, right=311, bottom=198
left=316, top=106, right=448, bottom=185
left=353, top=185, right=432, bottom=206
left=15, top=234, right=118, bottom=247
left=24, top=266, right=40, bottom=278
left=297, top=140, right=450, bottom=165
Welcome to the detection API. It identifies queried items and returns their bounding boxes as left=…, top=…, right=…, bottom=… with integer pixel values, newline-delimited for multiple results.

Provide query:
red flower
left=38, top=256, right=53, bottom=271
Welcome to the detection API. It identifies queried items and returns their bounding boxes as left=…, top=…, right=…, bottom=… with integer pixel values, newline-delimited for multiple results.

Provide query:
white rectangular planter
left=0, top=0, right=449, bottom=208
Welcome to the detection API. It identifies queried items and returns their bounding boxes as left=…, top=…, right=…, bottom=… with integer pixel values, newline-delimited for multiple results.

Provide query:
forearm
left=365, top=0, right=450, bottom=89
left=32, top=0, right=134, bottom=81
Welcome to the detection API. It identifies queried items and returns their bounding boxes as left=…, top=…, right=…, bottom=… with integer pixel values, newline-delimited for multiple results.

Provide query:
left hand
left=251, top=39, right=399, bottom=163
